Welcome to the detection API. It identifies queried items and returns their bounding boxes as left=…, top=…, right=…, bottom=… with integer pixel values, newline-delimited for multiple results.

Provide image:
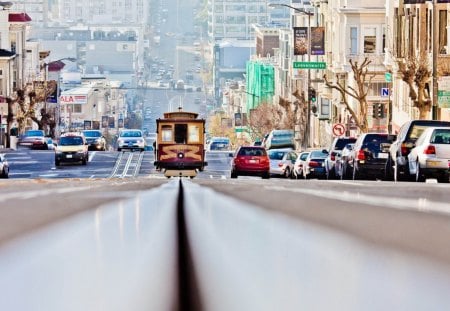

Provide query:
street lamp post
left=268, top=3, right=313, bottom=149
left=43, top=57, right=76, bottom=137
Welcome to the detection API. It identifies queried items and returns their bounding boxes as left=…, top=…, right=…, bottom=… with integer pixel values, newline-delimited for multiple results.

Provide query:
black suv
left=82, top=130, right=107, bottom=151
left=387, top=120, right=450, bottom=181
left=348, top=133, right=395, bottom=180
left=324, top=137, right=357, bottom=179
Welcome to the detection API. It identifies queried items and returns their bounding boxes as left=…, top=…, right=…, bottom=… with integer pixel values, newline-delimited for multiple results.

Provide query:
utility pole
left=432, top=0, right=438, bottom=120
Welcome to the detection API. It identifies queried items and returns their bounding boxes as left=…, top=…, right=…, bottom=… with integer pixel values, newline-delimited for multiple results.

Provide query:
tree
left=397, top=53, right=431, bottom=119
left=324, top=57, right=375, bottom=133
left=207, top=113, right=241, bottom=147
left=247, top=102, right=284, bottom=141
left=13, top=81, right=58, bottom=136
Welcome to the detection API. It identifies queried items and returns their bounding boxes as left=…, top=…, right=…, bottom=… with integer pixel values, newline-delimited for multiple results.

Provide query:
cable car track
left=109, top=151, right=145, bottom=178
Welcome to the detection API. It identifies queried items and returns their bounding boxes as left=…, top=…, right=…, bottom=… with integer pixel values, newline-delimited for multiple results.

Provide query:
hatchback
left=116, top=129, right=145, bottom=152
left=230, top=146, right=270, bottom=179
left=407, top=127, right=450, bottom=183
left=268, top=149, right=297, bottom=178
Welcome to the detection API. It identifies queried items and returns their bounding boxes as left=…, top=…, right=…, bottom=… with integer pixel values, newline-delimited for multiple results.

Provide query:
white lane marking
left=88, top=151, right=96, bottom=162
left=265, top=185, right=450, bottom=215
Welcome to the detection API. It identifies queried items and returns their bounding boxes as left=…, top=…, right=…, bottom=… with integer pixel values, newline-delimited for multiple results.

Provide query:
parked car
left=407, top=126, right=450, bottom=183
left=116, top=129, right=146, bottom=152
left=230, top=146, right=270, bottom=179
left=54, top=132, right=89, bottom=166
left=387, top=119, right=450, bottom=181
left=82, top=130, right=107, bottom=151
left=302, top=149, right=328, bottom=179
left=267, top=149, right=297, bottom=178
left=0, top=153, right=9, bottom=178
left=207, top=137, right=231, bottom=151
left=324, top=137, right=357, bottom=179
left=263, top=130, right=295, bottom=150
left=18, top=130, right=49, bottom=150
left=348, top=133, right=394, bottom=180
left=293, top=151, right=310, bottom=179
left=336, top=143, right=355, bottom=180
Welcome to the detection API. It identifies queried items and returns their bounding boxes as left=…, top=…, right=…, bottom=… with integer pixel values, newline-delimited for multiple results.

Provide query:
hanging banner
left=311, top=27, right=325, bottom=55
left=101, top=116, right=109, bottom=128
left=293, top=27, right=308, bottom=56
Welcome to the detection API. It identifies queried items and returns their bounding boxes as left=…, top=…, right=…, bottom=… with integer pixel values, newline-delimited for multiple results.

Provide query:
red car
left=230, top=146, right=270, bottom=179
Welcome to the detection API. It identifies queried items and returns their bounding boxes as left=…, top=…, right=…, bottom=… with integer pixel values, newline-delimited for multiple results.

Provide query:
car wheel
left=262, top=172, right=270, bottom=179
left=230, top=170, right=238, bottom=178
left=352, top=163, right=361, bottom=180
left=55, top=160, right=60, bottom=166
left=415, top=160, right=425, bottom=182
left=438, top=171, right=450, bottom=183
left=4, top=168, right=9, bottom=178
left=82, top=157, right=87, bottom=165
left=284, top=168, right=291, bottom=178
left=118, top=148, right=122, bottom=152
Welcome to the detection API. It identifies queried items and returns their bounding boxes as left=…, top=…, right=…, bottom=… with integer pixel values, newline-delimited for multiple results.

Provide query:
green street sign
left=293, top=62, right=327, bottom=69
left=438, top=90, right=450, bottom=108
left=385, top=72, right=392, bottom=83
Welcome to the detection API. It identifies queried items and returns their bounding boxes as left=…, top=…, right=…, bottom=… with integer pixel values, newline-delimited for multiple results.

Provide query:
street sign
left=385, top=72, right=392, bottom=83
left=438, top=90, right=450, bottom=108
left=381, top=88, right=389, bottom=97
left=293, top=62, right=327, bottom=69
left=332, top=123, right=346, bottom=137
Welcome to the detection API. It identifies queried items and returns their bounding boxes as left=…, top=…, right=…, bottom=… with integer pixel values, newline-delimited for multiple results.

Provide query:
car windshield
left=59, top=137, right=84, bottom=146
left=26, top=130, right=44, bottom=137
left=84, top=131, right=101, bottom=138
left=121, top=131, right=142, bottom=137
left=268, top=151, right=286, bottom=160
left=310, top=151, right=328, bottom=158
left=362, top=134, right=390, bottom=152
left=238, top=148, right=266, bottom=156
left=335, top=138, right=356, bottom=150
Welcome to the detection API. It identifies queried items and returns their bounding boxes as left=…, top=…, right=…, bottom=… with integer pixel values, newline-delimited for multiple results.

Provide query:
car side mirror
left=322, top=149, right=329, bottom=154
left=53, top=142, right=58, bottom=147
left=229, top=152, right=234, bottom=157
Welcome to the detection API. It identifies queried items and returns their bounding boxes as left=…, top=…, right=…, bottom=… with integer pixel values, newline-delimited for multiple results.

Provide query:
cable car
left=154, top=108, right=207, bottom=177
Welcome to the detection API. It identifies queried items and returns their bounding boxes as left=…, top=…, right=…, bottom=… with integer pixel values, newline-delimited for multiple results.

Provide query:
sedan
left=302, top=150, right=328, bottom=179
left=0, top=153, right=9, bottom=178
left=230, top=146, right=270, bottom=179
left=268, top=149, right=297, bottom=178
left=407, top=126, right=450, bottom=183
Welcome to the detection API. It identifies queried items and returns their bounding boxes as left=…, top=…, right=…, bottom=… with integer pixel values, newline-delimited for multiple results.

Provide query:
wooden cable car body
left=154, top=110, right=207, bottom=177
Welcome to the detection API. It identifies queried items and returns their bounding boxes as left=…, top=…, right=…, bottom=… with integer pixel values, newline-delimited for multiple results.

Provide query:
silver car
left=407, top=127, right=450, bottom=183
left=116, top=129, right=146, bottom=152
left=268, top=149, right=297, bottom=178
left=0, top=153, right=9, bottom=178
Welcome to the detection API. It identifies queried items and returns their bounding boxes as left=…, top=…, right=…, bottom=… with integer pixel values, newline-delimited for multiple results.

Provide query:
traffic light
left=372, top=103, right=385, bottom=119
left=308, top=87, right=316, bottom=102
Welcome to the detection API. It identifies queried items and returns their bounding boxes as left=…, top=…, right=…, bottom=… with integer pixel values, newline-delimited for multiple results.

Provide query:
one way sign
left=381, top=88, right=389, bottom=97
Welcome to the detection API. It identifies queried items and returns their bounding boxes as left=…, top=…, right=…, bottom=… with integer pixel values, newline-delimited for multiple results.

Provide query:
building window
left=162, top=125, right=173, bottom=142
left=439, top=9, right=448, bottom=54
left=350, top=27, right=358, bottom=55
left=363, top=27, right=376, bottom=54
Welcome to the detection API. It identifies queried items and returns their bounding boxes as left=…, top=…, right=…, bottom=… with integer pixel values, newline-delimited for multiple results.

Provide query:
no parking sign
left=332, top=123, right=346, bottom=137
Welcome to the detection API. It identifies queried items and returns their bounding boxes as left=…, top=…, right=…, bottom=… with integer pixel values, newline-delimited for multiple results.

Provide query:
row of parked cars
left=230, top=120, right=450, bottom=183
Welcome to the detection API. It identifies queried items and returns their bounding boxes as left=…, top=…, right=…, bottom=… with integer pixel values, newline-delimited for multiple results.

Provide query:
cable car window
left=188, top=125, right=200, bottom=143
left=161, top=125, right=173, bottom=142
left=175, top=124, right=188, bottom=144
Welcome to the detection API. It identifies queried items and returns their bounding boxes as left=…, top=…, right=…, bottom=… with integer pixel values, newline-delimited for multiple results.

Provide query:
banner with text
left=293, top=27, right=308, bottom=56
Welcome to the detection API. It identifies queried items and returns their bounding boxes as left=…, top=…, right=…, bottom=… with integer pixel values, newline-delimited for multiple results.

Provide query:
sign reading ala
left=59, top=95, right=87, bottom=104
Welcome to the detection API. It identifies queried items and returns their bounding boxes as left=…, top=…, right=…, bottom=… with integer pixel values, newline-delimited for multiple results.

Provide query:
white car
left=293, top=151, right=310, bottom=179
left=116, top=129, right=146, bottom=152
left=268, top=149, right=297, bottom=178
left=0, top=153, right=9, bottom=178
left=407, top=126, right=450, bottom=183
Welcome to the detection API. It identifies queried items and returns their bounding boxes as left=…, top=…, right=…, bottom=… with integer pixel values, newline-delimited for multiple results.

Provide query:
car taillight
left=261, top=157, right=269, bottom=164
left=278, top=162, right=284, bottom=167
left=357, top=150, right=365, bottom=160
left=424, top=145, right=436, bottom=155
left=330, top=154, right=335, bottom=161
left=309, top=161, right=320, bottom=167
